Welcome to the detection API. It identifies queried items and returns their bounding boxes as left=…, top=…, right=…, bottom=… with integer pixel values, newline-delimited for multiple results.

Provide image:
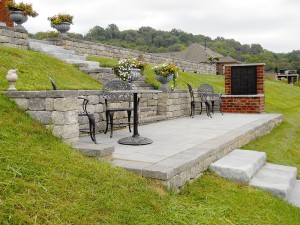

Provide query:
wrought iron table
left=107, top=90, right=161, bottom=145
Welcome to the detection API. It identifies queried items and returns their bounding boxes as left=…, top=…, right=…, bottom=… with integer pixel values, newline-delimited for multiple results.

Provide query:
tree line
left=30, top=24, right=300, bottom=72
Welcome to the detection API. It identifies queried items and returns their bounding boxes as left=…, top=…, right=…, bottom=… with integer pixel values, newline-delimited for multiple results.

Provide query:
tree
left=105, top=24, right=120, bottom=39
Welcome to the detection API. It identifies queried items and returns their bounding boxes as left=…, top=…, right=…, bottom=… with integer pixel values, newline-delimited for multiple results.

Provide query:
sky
left=11, top=0, right=300, bottom=53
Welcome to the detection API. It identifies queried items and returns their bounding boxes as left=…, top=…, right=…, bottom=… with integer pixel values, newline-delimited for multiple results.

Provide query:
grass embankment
left=0, top=51, right=300, bottom=223
left=0, top=46, right=101, bottom=90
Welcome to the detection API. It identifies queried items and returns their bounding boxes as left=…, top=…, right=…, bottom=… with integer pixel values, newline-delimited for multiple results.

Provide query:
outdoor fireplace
left=231, top=66, right=257, bottom=95
left=222, top=63, right=265, bottom=113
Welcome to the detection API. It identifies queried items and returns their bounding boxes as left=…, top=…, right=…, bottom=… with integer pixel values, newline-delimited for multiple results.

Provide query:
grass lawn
left=0, top=46, right=101, bottom=91
left=0, top=52, right=300, bottom=224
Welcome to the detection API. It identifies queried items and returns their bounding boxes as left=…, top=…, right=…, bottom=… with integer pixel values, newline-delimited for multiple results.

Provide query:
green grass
left=87, top=56, right=118, bottom=68
left=1, top=94, right=299, bottom=224
left=1, top=53, right=300, bottom=223
left=0, top=46, right=102, bottom=90
left=243, top=79, right=300, bottom=173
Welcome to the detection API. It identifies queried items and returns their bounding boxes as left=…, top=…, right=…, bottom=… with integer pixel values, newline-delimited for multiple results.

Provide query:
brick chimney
left=0, top=0, right=14, bottom=27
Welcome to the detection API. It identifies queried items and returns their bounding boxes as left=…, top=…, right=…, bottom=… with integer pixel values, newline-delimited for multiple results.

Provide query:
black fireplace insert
left=231, top=66, right=257, bottom=95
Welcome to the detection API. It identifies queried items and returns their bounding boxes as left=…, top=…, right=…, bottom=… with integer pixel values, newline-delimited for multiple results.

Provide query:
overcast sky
left=15, top=0, right=300, bottom=53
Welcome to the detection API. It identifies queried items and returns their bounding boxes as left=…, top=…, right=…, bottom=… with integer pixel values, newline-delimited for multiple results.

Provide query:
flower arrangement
left=6, top=1, right=38, bottom=17
left=115, top=58, right=145, bottom=82
left=48, top=13, right=73, bottom=28
left=207, top=55, right=220, bottom=62
left=152, top=62, right=179, bottom=77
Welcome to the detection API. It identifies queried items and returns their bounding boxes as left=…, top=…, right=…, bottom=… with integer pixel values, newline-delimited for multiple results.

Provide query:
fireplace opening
left=231, top=66, right=257, bottom=95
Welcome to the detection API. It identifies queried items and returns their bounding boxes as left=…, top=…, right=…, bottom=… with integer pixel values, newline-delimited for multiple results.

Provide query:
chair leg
left=190, top=102, right=194, bottom=117
left=220, top=101, right=223, bottom=115
left=211, top=101, right=215, bottom=114
left=127, top=110, right=132, bottom=133
left=108, top=111, right=114, bottom=138
left=205, top=101, right=212, bottom=118
left=88, top=114, right=97, bottom=144
left=200, top=102, right=203, bottom=115
left=104, top=110, right=109, bottom=134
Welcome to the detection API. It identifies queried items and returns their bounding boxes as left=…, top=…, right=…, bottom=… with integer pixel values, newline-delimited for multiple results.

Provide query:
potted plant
left=6, top=1, right=38, bottom=29
left=115, top=58, right=145, bottom=83
left=152, top=62, right=179, bottom=91
left=47, top=13, right=73, bottom=37
left=208, top=55, right=220, bottom=64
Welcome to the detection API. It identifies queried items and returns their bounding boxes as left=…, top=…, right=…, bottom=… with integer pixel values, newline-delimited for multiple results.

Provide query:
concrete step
left=66, top=59, right=100, bottom=69
left=287, top=180, right=300, bottom=208
left=249, top=163, right=297, bottom=200
left=209, top=149, right=266, bottom=183
left=50, top=52, right=86, bottom=61
left=81, top=67, right=114, bottom=74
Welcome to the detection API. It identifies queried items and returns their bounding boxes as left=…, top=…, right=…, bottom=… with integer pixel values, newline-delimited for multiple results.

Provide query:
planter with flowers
left=48, top=13, right=73, bottom=37
left=6, top=1, right=38, bottom=30
left=115, top=58, right=145, bottom=83
left=208, top=55, right=220, bottom=64
left=152, top=62, right=179, bottom=91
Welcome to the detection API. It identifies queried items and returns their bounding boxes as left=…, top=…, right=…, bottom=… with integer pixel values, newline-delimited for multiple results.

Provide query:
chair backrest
left=187, top=83, right=195, bottom=101
left=198, top=83, right=214, bottom=101
left=102, top=80, right=132, bottom=103
left=198, top=83, right=214, bottom=94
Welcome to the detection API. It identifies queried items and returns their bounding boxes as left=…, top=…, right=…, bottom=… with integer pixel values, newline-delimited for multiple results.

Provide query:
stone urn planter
left=156, top=73, right=174, bottom=91
left=54, top=22, right=71, bottom=37
left=9, top=11, right=28, bottom=30
left=130, top=68, right=142, bottom=81
left=6, top=69, right=18, bottom=91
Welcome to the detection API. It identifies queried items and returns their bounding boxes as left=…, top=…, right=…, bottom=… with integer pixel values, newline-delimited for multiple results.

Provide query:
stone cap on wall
left=222, top=94, right=264, bottom=98
left=225, top=63, right=266, bottom=67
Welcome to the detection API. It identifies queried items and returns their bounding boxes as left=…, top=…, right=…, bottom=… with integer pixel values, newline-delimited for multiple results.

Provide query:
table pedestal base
left=118, top=135, right=153, bottom=145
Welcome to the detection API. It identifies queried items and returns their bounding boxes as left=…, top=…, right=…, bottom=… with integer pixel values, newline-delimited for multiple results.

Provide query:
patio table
left=107, top=89, right=161, bottom=145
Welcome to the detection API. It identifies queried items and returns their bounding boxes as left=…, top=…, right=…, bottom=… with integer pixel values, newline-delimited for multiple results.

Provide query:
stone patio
left=79, top=113, right=282, bottom=192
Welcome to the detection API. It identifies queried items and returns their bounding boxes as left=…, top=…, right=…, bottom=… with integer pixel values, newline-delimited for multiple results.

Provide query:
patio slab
left=79, top=113, right=282, bottom=192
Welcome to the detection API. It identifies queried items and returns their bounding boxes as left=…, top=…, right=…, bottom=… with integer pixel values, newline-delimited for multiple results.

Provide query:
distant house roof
left=158, top=43, right=236, bottom=63
left=218, top=55, right=237, bottom=63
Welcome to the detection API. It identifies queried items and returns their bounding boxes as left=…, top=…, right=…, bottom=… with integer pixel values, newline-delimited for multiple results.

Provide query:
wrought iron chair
left=102, top=80, right=133, bottom=138
left=198, top=83, right=223, bottom=116
left=187, top=83, right=203, bottom=118
left=78, top=96, right=97, bottom=144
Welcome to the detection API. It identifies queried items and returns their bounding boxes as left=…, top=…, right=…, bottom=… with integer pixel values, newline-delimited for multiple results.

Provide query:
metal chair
left=187, top=83, right=203, bottom=118
left=102, top=80, right=133, bottom=138
left=198, top=83, right=223, bottom=116
left=78, top=96, right=97, bottom=144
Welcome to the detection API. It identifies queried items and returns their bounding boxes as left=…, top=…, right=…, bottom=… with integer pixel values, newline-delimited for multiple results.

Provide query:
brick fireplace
left=222, top=63, right=265, bottom=113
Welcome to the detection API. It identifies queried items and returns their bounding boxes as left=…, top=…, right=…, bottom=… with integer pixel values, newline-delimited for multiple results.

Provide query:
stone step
left=209, top=149, right=266, bottom=183
left=66, top=59, right=100, bottom=69
left=72, top=143, right=114, bottom=160
left=249, top=163, right=297, bottom=200
left=287, top=180, right=300, bottom=208
left=81, top=67, right=114, bottom=74
left=50, top=52, right=86, bottom=61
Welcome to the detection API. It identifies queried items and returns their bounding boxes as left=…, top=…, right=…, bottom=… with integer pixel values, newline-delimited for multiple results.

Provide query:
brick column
left=0, top=0, right=14, bottom=27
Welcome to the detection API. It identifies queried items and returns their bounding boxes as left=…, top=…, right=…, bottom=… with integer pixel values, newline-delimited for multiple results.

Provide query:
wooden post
left=0, top=0, right=14, bottom=27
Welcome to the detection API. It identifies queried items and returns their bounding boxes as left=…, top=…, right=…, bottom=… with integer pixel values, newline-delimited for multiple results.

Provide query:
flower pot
left=9, top=11, right=28, bottom=30
left=130, top=68, right=142, bottom=81
left=54, top=22, right=71, bottom=37
left=156, top=73, right=174, bottom=91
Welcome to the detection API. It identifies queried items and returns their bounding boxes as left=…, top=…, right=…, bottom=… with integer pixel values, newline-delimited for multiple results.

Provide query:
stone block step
left=73, top=143, right=114, bottom=160
left=67, top=59, right=100, bottom=69
left=287, top=180, right=300, bottom=208
left=50, top=52, right=86, bottom=61
left=81, top=67, right=114, bottom=74
left=249, top=163, right=297, bottom=200
left=209, top=149, right=266, bottom=183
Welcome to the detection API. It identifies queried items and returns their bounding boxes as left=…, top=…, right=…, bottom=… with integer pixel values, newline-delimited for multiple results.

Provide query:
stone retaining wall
left=0, top=26, right=28, bottom=49
left=3, top=90, right=192, bottom=143
left=59, top=38, right=215, bottom=74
